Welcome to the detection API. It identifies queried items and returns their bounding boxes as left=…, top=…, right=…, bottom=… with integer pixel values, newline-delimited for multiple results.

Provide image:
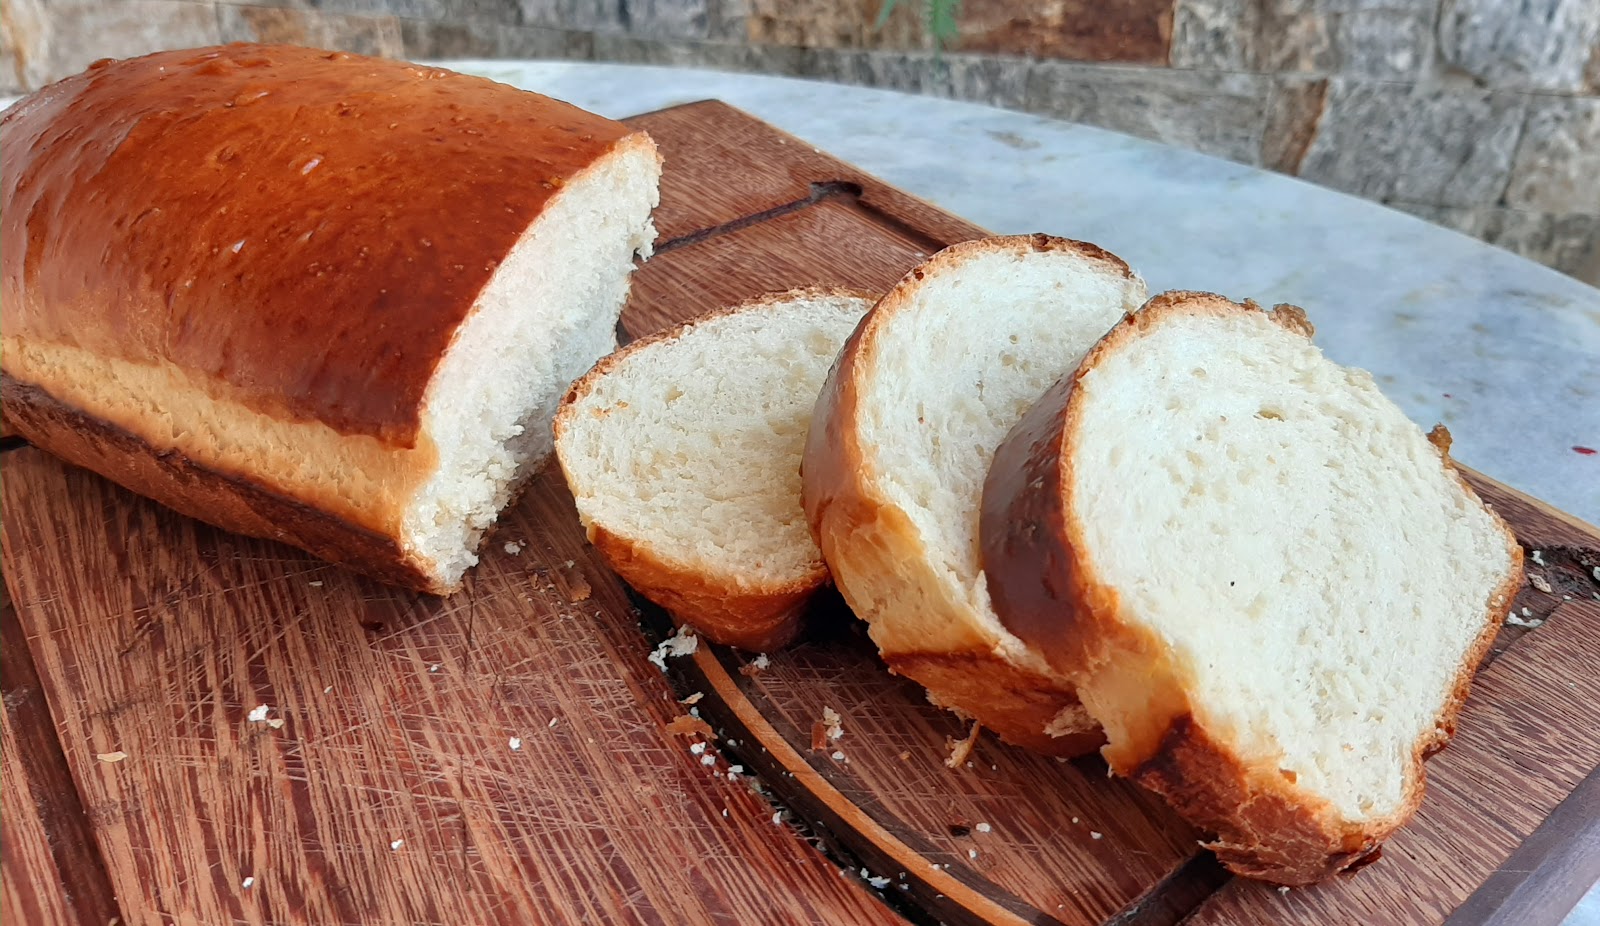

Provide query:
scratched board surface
left=3, top=101, right=1599, bottom=926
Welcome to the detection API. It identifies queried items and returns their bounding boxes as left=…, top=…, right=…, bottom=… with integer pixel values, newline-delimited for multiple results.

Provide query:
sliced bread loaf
left=801, top=235, right=1147, bottom=755
left=554, top=288, right=873, bottom=651
left=981, top=291, right=1523, bottom=882
left=1, top=45, right=661, bottom=593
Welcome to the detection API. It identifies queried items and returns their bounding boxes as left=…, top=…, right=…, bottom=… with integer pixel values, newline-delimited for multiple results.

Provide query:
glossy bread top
left=0, top=44, right=635, bottom=444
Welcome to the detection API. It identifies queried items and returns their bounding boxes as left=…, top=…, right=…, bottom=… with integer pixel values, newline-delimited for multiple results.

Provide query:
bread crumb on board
left=680, top=692, right=704, bottom=706
left=389, top=839, right=404, bottom=851
left=246, top=704, right=271, bottom=723
left=503, top=540, right=524, bottom=555
left=1531, top=550, right=1545, bottom=566
left=666, top=714, right=715, bottom=739
left=648, top=626, right=699, bottom=671
left=1529, top=574, right=1553, bottom=594
left=738, top=653, right=771, bottom=677
left=1506, top=611, right=1545, bottom=628
left=96, top=750, right=128, bottom=763
left=509, top=737, right=522, bottom=751
left=811, top=707, right=845, bottom=751
left=242, top=876, right=255, bottom=890
left=945, top=720, right=983, bottom=769
left=976, top=822, right=991, bottom=833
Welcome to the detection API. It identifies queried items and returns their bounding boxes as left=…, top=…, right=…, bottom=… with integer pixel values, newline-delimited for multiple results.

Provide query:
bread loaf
left=801, top=235, right=1147, bottom=755
left=555, top=289, right=873, bottom=651
left=0, top=45, right=661, bottom=593
left=981, top=291, right=1523, bottom=882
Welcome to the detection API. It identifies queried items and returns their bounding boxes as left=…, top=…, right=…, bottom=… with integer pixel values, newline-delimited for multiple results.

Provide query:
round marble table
left=443, top=60, right=1599, bottom=526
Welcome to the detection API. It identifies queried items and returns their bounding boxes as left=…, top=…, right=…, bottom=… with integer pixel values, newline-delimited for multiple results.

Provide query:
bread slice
left=0, top=45, right=661, bottom=593
left=554, top=288, right=874, bottom=651
left=801, top=235, right=1147, bottom=755
left=981, top=291, right=1523, bottom=883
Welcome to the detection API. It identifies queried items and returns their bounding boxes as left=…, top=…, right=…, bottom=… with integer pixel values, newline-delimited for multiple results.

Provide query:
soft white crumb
left=772, top=812, right=783, bottom=825
left=390, top=839, right=404, bottom=851
left=690, top=742, right=706, bottom=755
left=968, top=849, right=978, bottom=859
left=1090, top=831, right=1103, bottom=840
left=831, top=751, right=845, bottom=761
left=1530, top=574, right=1552, bottom=593
left=509, top=737, right=522, bottom=751
left=648, top=626, right=700, bottom=671
left=1523, top=607, right=1533, bottom=617
left=822, top=706, right=843, bottom=741
left=96, top=750, right=128, bottom=763
left=323, top=685, right=334, bottom=694
left=1593, top=566, right=1600, bottom=583
left=428, top=664, right=440, bottom=673
left=503, top=541, right=524, bottom=555
left=1071, top=816, right=1079, bottom=824
left=722, top=808, right=728, bottom=817
left=308, top=581, right=323, bottom=587
left=1278, top=886, right=1291, bottom=894
left=701, top=755, right=716, bottom=767
left=976, top=822, right=991, bottom=833
left=266, top=718, right=285, bottom=730
left=861, top=868, right=890, bottom=889
left=752, top=653, right=770, bottom=670
left=548, top=717, right=559, bottom=729
left=1507, top=612, right=1545, bottom=628
left=729, top=765, right=743, bottom=775
left=1531, top=550, right=1545, bottom=566
left=246, top=705, right=270, bottom=723
left=241, top=876, right=255, bottom=889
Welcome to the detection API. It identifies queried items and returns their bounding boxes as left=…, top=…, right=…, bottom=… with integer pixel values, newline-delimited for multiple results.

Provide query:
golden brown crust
left=586, top=523, right=817, bottom=652
left=2, top=373, right=441, bottom=592
left=0, top=44, right=636, bottom=444
left=884, top=650, right=1105, bottom=756
left=555, top=288, right=877, bottom=653
left=802, top=235, right=1137, bottom=755
left=981, top=289, right=1525, bottom=883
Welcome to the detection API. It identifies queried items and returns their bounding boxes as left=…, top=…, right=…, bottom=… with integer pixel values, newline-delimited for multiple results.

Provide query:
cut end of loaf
left=554, top=288, right=872, bottom=648
left=402, top=134, right=662, bottom=591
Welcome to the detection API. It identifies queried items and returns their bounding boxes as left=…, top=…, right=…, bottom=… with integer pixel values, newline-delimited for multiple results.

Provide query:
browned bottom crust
left=886, top=649, right=1105, bottom=757
left=587, top=522, right=819, bottom=652
left=2, top=373, right=440, bottom=593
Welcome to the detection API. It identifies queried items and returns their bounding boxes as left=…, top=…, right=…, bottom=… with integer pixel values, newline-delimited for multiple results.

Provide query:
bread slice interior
left=406, top=135, right=661, bottom=587
left=555, top=288, right=872, bottom=650
left=1001, top=292, right=1522, bottom=880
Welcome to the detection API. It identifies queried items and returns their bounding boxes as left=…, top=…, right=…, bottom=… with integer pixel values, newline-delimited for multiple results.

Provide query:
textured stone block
left=591, top=33, right=806, bottom=72
left=9, top=0, right=220, bottom=90
left=401, top=19, right=593, bottom=59
left=1334, top=9, right=1429, bottom=79
left=0, top=11, right=23, bottom=94
left=1482, top=208, right=1600, bottom=281
left=1507, top=97, right=1600, bottom=214
left=928, top=53, right=1032, bottom=110
left=1170, top=0, right=1255, bottom=70
left=1297, top=80, right=1524, bottom=208
left=217, top=6, right=403, bottom=58
left=746, top=0, right=923, bottom=50
left=707, top=0, right=750, bottom=42
left=624, top=0, right=710, bottom=40
left=521, top=0, right=624, bottom=32
left=1260, top=76, right=1327, bottom=173
left=1026, top=61, right=1270, bottom=162
left=1439, top=0, right=1600, bottom=91
left=1253, top=6, right=1337, bottom=73
left=956, top=0, right=1173, bottom=64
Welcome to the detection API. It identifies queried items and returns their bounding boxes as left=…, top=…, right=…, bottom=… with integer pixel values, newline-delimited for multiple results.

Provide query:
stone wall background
left=3, top=0, right=1597, bottom=285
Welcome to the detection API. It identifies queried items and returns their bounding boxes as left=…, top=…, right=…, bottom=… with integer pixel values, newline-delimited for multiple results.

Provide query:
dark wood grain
left=0, top=575, right=123, bottom=926
left=3, top=100, right=1598, bottom=926
left=1445, top=765, right=1600, bottom=926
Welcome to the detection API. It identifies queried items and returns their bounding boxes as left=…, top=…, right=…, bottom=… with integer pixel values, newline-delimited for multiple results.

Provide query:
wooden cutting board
left=3, top=101, right=1598, bottom=926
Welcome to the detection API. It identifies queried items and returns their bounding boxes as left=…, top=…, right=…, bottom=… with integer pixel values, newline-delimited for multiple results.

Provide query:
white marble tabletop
left=440, top=60, right=1600, bottom=526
